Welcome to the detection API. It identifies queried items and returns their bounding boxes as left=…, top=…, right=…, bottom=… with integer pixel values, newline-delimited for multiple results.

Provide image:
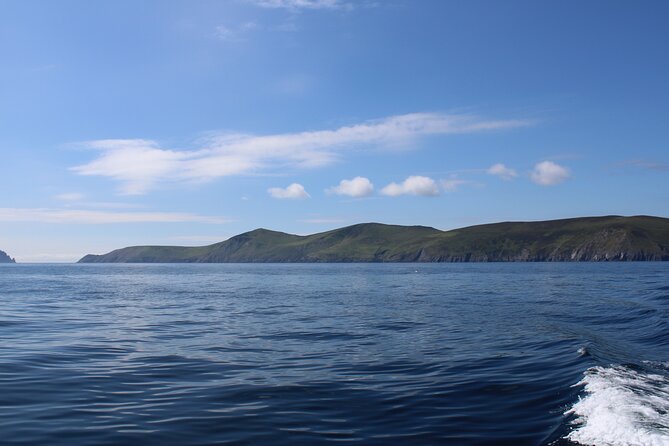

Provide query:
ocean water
left=0, top=263, right=667, bottom=446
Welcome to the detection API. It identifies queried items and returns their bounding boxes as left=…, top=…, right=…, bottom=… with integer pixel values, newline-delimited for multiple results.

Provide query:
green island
left=78, top=215, right=669, bottom=263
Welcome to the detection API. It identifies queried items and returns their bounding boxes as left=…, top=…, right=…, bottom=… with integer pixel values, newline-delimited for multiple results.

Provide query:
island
left=77, top=215, right=669, bottom=263
left=0, top=250, right=16, bottom=263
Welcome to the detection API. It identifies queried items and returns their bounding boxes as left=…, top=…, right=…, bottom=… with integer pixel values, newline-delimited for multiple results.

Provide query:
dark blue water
left=0, top=263, right=667, bottom=445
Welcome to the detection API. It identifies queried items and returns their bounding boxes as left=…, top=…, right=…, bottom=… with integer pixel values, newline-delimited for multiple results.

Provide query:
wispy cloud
left=54, top=192, right=85, bottom=201
left=614, top=159, right=669, bottom=172
left=71, top=139, right=188, bottom=195
left=381, top=176, right=440, bottom=197
left=53, top=194, right=139, bottom=210
left=327, top=176, right=374, bottom=198
left=214, top=21, right=260, bottom=42
left=268, top=183, right=310, bottom=199
left=440, top=177, right=471, bottom=193
left=0, top=208, right=230, bottom=224
left=249, top=0, right=349, bottom=10
left=487, top=163, right=518, bottom=180
left=72, top=113, right=531, bottom=195
left=63, top=201, right=143, bottom=209
left=530, top=161, right=570, bottom=186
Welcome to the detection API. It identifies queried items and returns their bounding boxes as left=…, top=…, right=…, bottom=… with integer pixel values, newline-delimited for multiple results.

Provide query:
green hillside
left=78, top=215, right=669, bottom=263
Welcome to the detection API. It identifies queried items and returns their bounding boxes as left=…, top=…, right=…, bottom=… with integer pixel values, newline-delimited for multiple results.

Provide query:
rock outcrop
left=0, top=250, right=16, bottom=263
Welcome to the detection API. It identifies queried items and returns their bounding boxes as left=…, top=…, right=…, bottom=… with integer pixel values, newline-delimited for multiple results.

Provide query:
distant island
left=78, top=215, right=669, bottom=263
left=0, top=250, right=16, bottom=263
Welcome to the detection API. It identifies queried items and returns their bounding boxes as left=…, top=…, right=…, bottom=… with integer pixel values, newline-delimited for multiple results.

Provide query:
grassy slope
left=201, top=224, right=442, bottom=262
left=78, top=245, right=212, bottom=263
left=78, top=216, right=669, bottom=263
left=422, top=215, right=669, bottom=261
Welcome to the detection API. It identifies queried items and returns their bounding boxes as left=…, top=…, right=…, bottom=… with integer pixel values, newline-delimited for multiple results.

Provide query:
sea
left=0, top=263, right=667, bottom=445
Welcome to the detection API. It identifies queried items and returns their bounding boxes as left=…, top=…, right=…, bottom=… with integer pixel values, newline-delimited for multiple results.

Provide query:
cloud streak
left=214, top=22, right=260, bottom=42
left=487, top=163, right=517, bottom=180
left=54, top=192, right=85, bottom=201
left=249, top=0, right=348, bottom=10
left=614, top=159, right=669, bottom=172
left=440, top=178, right=471, bottom=193
left=0, top=208, right=230, bottom=224
left=72, top=113, right=531, bottom=195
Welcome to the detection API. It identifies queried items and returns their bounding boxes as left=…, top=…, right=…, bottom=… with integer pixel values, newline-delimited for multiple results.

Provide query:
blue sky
left=1, top=0, right=668, bottom=262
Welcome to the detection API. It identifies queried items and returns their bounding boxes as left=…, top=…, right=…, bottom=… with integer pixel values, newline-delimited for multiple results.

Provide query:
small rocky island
left=0, top=250, right=16, bottom=263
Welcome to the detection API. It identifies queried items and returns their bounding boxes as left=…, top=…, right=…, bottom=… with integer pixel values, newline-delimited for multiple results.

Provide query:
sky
left=1, top=0, right=668, bottom=262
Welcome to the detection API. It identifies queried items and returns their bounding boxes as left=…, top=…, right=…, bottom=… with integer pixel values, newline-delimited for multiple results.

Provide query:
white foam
left=565, top=365, right=669, bottom=446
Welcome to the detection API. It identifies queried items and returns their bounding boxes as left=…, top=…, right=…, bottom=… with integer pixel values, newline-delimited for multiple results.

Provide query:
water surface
left=0, top=263, right=667, bottom=445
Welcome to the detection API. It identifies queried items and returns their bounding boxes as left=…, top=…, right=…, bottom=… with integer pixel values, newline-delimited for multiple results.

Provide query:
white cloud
left=72, top=113, right=530, bottom=195
left=327, top=176, right=374, bottom=198
left=0, top=208, right=229, bottom=224
left=440, top=178, right=469, bottom=193
left=268, top=183, right=310, bottom=199
left=530, top=161, right=571, bottom=186
left=250, top=0, right=346, bottom=10
left=381, top=176, right=440, bottom=197
left=487, top=163, right=518, bottom=180
left=54, top=192, right=85, bottom=201
left=214, top=21, right=259, bottom=42
left=214, top=25, right=236, bottom=41
left=71, top=139, right=189, bottom=195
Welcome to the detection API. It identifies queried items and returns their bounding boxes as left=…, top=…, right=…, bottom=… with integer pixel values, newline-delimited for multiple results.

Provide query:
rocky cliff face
left=0, top=250, right=16, bottom=263
left=416, top=226, right=669, bottom=262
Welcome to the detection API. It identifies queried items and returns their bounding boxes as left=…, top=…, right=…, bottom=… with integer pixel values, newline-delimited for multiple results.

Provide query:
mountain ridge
left=78, top=215, right=669, bottom=263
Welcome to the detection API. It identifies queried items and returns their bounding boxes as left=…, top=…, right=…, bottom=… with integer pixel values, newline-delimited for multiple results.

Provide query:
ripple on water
left=0, top=262, right=668, bottom=445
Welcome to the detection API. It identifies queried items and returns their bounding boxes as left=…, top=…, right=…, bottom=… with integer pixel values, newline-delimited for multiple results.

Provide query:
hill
left=78, top=215, right=669, bottom=263
left=0, top=250, right=16, bottom=263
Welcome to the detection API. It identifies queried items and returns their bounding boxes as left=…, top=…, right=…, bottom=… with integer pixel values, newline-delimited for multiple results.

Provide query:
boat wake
left=565, top=364, right=669, bottom=446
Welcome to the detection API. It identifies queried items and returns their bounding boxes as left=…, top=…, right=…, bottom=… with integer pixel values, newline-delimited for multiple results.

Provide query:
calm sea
left=0, top=263, right=667, bottom=445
